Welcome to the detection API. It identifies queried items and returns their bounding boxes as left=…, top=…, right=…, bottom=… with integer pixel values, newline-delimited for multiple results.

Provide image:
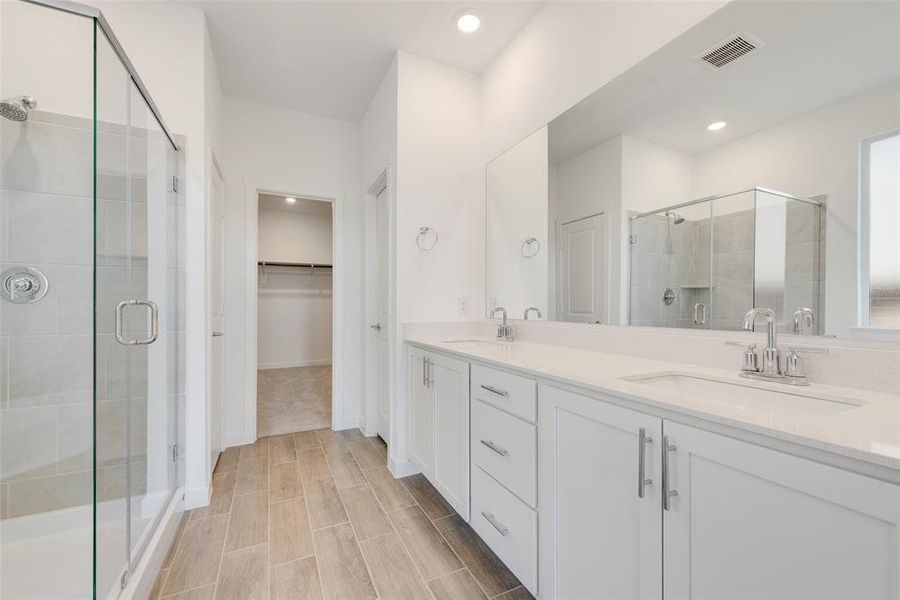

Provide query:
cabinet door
left=539, top=384, right=663, bottom=600
left=663, top=421, right=900, bottom=600
left=432, top=353, right=470, bottom=519
left=408, top=348, right=434, bottom=476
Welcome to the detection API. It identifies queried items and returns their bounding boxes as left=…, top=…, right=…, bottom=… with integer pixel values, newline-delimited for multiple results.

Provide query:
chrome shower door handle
left=115, top=299, right=159, bottom=346
left=693, top=303, right=707, bottom=325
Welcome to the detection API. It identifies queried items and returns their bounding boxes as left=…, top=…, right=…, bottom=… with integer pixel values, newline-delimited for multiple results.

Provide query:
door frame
left=244, top=185, right=345, bottom=441
left=364, top=167, right=396, bottom=442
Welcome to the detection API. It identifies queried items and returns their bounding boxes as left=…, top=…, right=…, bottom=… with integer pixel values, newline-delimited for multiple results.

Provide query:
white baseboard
left=183, top=485, right=211, bottom=510
left=389, top=458, right=420, bottom=478
left=258, top=359, right=332, bottom=370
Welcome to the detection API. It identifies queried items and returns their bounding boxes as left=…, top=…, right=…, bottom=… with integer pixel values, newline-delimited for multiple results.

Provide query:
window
left=861, top=131, right=900, bottom=328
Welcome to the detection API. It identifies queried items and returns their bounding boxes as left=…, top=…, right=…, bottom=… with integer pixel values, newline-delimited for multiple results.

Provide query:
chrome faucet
left=738, top=307, right=822, bottom=386
left=524, top=307, right=542, bottom=320
left=490, top=307, right=515, bottom=341
left=743, top=308, right=779, bottom=376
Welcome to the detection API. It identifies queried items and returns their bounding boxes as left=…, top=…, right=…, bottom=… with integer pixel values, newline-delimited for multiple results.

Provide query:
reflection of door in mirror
left=559, top=215, right=606, bottom=323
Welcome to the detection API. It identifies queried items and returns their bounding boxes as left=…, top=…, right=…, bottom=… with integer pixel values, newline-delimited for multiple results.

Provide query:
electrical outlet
left=458, top=296, right=470, bottom=315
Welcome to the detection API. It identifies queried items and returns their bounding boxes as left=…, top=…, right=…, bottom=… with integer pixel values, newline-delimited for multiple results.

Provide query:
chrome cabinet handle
left=370, top=322, right=381, bottom=331
left=479, top=384, right=508, bottom=397
left=662, top=435, right=678, bottom=511
left=422, top=357, right=428, bottom=387
left=481, top=511, right=509, bottom=536
left=480, top=439, right=509, bottom=457
left=212, top=331, right=224, bottom=337
left=426, top=359, right=432, bottom=387
left=637, top=428, right=653, bottom=498
left=115, top=299, right=159, bottom=346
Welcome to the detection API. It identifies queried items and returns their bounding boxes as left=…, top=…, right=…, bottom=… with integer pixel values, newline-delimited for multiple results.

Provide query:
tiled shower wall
left=0, top=111, right=185, bottom=519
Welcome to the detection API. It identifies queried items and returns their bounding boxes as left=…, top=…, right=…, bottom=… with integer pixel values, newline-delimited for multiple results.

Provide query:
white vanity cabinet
left=538, top=384, right=663, bottom=600
left=539, top=383, right=900, bottom=600
left=407, top=347, right=470, bottom=519
left=663, top=421, right=900, bottom=600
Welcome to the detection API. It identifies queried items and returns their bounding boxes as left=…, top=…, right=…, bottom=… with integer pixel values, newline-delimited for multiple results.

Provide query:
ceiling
left=258, top=193, right=333, bottom=215
left=188, top=1, right=542, bottom=122
left=549, top=0, right=900, bottom=163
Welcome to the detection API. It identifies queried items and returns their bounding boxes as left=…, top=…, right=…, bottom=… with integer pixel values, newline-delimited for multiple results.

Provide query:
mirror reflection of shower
left=0, top=95, right=37, bottom=121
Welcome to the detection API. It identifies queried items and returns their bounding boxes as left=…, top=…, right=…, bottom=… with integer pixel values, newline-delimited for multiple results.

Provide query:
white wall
left=221, top=95, right=363, bottom=444
left=257, top=270, right=333, bottom=369
left=359, top=52, right=482, bottom=473
left=480, top=1, right=725, bottom=161
left=258, top=208, right=333, bottom=265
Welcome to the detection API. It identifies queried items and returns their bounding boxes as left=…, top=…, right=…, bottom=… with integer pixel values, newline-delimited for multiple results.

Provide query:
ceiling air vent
left=697, top=33, right=761, bottom=69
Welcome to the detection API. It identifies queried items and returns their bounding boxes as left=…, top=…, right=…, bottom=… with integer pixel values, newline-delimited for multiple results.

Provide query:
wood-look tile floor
left=150, top=428, right=533, bottom=600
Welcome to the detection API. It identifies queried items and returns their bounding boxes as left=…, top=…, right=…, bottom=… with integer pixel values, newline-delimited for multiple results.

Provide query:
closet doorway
left=256, top=193, right=334, bottom=436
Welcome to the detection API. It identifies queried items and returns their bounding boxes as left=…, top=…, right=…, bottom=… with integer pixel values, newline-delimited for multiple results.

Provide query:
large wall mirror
left=486, top=0, right=900, bottom=338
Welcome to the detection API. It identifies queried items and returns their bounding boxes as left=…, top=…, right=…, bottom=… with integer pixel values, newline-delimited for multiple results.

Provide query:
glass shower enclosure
left=628, top=188, right=823, bottom=334
left=1, top=1, right=185, bottom=598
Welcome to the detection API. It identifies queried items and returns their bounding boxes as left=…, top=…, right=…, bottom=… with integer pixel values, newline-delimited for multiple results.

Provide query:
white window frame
left=856, top=128, right=900, bottom=337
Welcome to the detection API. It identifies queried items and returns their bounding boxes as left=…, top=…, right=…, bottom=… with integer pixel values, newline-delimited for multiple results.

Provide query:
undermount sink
left=623, top=372, right=865, bottom=418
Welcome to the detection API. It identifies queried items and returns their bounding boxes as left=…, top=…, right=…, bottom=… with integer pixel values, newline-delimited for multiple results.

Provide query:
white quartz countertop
left=406, top=334, right=900, bottom=473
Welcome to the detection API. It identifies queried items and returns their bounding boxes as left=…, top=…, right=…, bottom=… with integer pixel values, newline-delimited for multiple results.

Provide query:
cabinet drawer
left=471, top=466, right=537, bottom=594
left=471, top=399, right=537, bottom=507
left=471, top=363, right=537, bottom=422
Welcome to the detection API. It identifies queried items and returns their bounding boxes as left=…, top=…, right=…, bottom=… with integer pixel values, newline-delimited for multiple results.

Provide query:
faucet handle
left=725, top=341, right=759, bottom=372
left=784, top=348, right=804, bottom=378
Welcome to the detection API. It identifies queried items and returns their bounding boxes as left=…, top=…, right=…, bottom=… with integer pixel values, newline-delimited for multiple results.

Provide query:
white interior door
left=559, top=214, right=607, bottom=323
left=209, top=159, right=225, bottom=468
left=374, top=185, right=390, bottom=440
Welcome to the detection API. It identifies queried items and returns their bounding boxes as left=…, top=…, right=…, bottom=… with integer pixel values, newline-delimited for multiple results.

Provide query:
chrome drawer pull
left=480, top=384, right=508, bottom=397
left=481, top=511, right=508, bottom=536
left=480, top=439, right=509, bottom=457
left=637, top=427, right=653, bottom=498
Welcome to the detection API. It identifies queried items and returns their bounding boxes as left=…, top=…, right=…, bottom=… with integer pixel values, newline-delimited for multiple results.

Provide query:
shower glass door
left=96, top=22, right=183, bottom=598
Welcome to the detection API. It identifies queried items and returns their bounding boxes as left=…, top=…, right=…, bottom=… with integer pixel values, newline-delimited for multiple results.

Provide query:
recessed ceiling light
left=456, top=12, right=481, bottom=33
left=707, top=121, right=727, bottom=131
left=285, top=196, right=296, bottom=204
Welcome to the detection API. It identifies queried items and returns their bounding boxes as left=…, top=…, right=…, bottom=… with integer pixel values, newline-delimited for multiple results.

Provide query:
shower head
left=0, top=96, right=37, bottom=122
left=665, top=211, right=686, bottom=225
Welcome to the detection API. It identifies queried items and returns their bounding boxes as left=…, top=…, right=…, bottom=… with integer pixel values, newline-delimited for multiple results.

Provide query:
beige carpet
left=257, top=365, right=332, bottom=436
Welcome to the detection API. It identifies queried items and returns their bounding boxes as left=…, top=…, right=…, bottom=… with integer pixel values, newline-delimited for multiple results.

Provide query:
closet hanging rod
left=257, top=261, right=333, bottom=269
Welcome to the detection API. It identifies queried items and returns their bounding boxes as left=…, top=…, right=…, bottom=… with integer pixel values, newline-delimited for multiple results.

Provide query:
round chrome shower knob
left=1, top=267, right=49, bottom=304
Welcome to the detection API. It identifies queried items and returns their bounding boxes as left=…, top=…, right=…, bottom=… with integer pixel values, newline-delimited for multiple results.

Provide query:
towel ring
left=416, top=227, right=438, bottom=251
left=521, top=237, right=540, bottom=258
